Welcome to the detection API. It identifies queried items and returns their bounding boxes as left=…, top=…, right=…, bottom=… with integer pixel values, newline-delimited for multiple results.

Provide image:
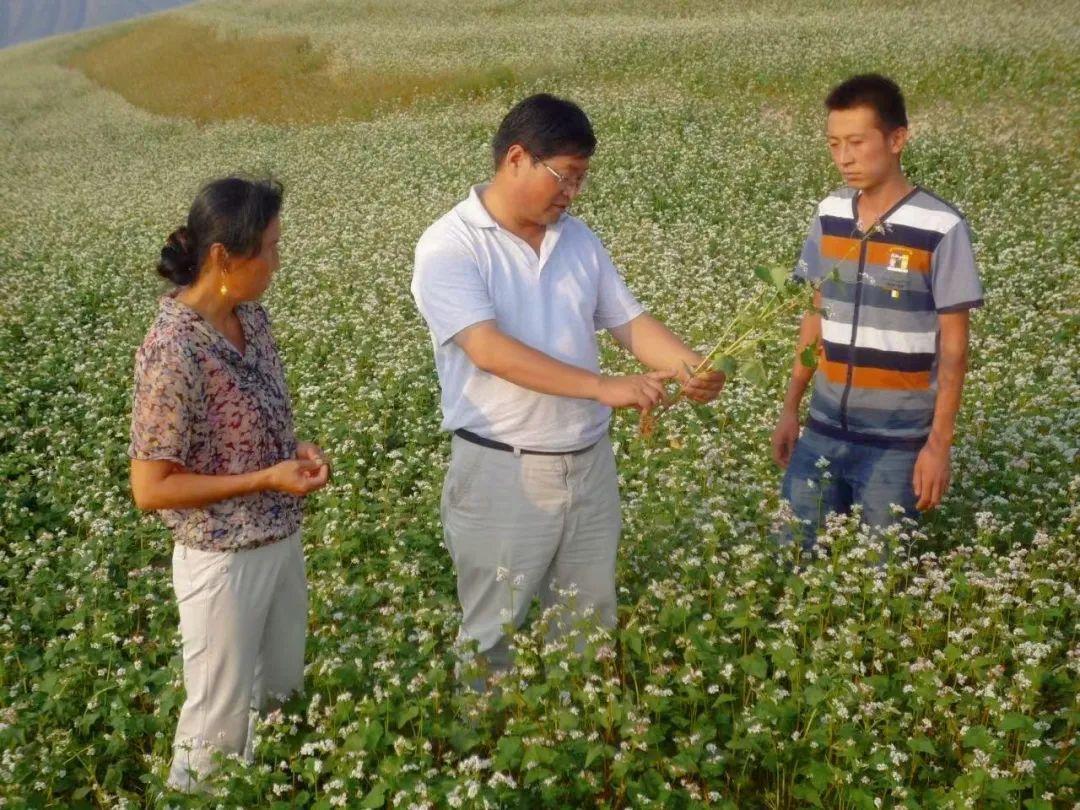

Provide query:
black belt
left=454, top=428, right=598, bottom=456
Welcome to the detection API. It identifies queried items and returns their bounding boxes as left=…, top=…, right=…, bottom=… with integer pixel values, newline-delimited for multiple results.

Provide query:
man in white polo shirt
left=412, top=94, right=724, bottom=685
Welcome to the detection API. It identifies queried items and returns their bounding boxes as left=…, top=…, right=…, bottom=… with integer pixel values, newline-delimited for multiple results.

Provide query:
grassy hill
left=0, top=1, right=1077, bottom=806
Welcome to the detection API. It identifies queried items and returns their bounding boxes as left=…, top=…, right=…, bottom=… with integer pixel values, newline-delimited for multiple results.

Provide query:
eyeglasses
left=532, top=155, right=588, bottom=194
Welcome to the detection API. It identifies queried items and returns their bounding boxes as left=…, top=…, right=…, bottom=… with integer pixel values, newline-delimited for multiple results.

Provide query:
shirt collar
left=457, top=183, right=569, bottom=232
left=159, top=292, right=255, bottom=365
left=159, top=292, right=200, bottom=329
left=458, top=184, right=499, bottom=229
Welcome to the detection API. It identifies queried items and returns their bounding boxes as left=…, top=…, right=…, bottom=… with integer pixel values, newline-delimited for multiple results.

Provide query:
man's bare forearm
left=608, top=313, right=700, bottom=373
left=781, top=303, right=822, bottom=415
left=927, top=312, right=970, bottom=449
left=456, top=322, right=601, bottom=400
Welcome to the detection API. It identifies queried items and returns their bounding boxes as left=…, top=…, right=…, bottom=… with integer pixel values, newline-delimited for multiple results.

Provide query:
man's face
left=504, top=146, right=589, bottom=226
left=826, top=106, right=907, bottom=191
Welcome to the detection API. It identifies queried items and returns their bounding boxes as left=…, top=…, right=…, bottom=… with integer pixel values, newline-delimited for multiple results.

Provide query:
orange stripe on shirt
left=865, top=241, right=931, bottom=273
left=820, top=235, right=862, bottom=263
left=819, top=357, right=931, bottom=390
left=820, top=236, right=932, bottom=273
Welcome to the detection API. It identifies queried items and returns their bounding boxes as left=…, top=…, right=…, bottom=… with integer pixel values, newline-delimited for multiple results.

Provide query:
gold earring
left=219, top=271, right=228, bottom=296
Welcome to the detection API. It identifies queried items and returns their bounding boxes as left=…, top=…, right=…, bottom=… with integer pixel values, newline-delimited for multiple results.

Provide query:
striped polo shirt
left=794, top=186, right=983, bottom=448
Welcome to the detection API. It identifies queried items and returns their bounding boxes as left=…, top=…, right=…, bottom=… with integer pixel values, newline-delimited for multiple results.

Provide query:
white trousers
left=167, top=530, right=307, bottom=792
left=441, top=434, right=622, bottom=675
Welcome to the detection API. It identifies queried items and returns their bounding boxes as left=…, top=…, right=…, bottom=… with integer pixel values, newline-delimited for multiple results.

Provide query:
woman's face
left=224, top=216, right=281, bottom=301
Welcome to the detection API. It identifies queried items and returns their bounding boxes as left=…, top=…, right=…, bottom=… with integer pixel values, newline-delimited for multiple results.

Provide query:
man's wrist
left=781, top=390, right=805, bottom=417
left=587, top=372, right=605, bottom=401
left=925, top=429, right=954, bottom=452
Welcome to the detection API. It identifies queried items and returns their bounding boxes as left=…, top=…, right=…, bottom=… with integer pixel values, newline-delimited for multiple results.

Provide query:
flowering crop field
left=1, top=1, right=1078, bottom=807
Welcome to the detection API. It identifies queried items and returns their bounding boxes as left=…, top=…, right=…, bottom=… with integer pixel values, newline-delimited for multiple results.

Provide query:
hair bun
left=157, top=226, right=199, bottom=286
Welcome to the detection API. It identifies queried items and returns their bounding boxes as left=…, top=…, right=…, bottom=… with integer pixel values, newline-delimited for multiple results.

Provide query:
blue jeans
left=780, top=428, right=920, bottom=551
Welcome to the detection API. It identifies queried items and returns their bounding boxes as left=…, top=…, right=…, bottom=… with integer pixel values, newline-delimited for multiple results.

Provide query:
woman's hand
left=296, top=441, right=329, bottom=467
left=296, top=441, right=331, bottom=489
left=266, top=457, right=329, bottom=496
left=296, top=441, right=331, bottom=483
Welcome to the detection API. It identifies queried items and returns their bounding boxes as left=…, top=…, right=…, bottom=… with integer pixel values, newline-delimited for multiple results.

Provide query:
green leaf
left=792, top=784, right=823, bottom=807
left=962, top=725, right=993, bottom=749
left=495, top=735, right=523, bottom=769
left=716, top=355, right=737, bottom=376
left=741, top=359, right=767, bottom=388
left=343, top=733, right=366, bottom=752
left=739, top=653, right=767, bottom=680
left=754, top=264, right=789, bottom=290
left=800, top=340, right=819, bottom=370
left=987, top=778, right=1025, bottom=797
left=78, top=710, right=100, bottom=734
left=1001, top=713, right=1032, bottom=732
left=907, top=736, right=937, bottom=756
left=524, top=765, right=552, bottom=786
left=448, top=723, right=480, bottom=753
left=728, top=612, right=753, bottom=630
left=771, top=644, right=797, bottom=669
left=396, top=704, right=419, bottom=728
left=803, top=685, right=827, bottom=706
left=848, top=789, right=878, bottom=810
left=359, top=782, right=388, bottom=809
left=523, top=744, right=555, bottom=767
left=727, top=733, right=757, bottom=751
left=40, top=671, right=59, bottom=695
left=585, top=744, right=606, bottom=767
left=363, top=723, right=383, bottom=749
left=805, top=761, right=832, bottom=790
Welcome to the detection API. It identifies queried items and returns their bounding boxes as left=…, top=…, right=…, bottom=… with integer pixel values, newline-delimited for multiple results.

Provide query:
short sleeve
left=593, top=241, right=645, bottom=330
left=793, top=214, right=825, bottom=283
left=128, top=340, right=197, bottom=465
left=412, top=234, right=495, bottom=346
left=932, top=220, right=984, bottom=313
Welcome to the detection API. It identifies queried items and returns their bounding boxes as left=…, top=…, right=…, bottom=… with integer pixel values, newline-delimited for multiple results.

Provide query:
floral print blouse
left=128, top=293, right=302, bottom=551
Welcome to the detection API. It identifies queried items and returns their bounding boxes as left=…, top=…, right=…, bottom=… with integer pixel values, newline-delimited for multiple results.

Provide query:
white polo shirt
left=411, top=185, right=645, bottom=452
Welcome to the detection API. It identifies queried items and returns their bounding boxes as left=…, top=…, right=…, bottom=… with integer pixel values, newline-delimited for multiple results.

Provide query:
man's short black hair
left=492, top=93, right=596, bottom=169
left=825, top=74, right=908, bottom=132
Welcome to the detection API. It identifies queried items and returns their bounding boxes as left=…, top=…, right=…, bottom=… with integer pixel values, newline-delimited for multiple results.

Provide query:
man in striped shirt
left=772, top=74, right=983, bottom=550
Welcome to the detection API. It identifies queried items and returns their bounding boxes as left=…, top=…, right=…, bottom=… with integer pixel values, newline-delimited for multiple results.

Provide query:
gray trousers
left=440, top=434, right=622, bottom=674
left=167, top=530, right=307, bottom=792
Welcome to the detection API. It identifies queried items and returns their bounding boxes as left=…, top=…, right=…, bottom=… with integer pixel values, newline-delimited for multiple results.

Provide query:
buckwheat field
left=0, top=1, right=1077, bottom=807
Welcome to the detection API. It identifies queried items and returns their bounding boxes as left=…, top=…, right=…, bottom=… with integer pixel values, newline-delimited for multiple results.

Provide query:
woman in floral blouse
left=129, top=177, right=329, bottom=792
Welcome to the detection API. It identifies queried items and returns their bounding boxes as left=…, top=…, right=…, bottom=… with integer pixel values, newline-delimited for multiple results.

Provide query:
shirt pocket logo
left=883, top=251, right=912, bottom=298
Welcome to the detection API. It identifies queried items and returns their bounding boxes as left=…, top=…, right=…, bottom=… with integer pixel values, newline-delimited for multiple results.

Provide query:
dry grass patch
left=64, top=18, right=525, bottom=124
